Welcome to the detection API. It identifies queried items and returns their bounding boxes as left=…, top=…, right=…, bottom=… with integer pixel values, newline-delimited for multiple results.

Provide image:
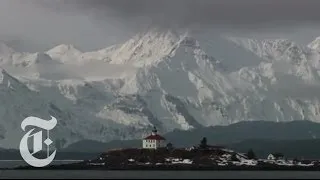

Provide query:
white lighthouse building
left=142, top=127, right=166, bottom=149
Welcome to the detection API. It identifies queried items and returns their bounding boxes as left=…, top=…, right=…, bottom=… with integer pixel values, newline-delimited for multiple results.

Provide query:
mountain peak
left=106, top=30, right=201, bottom=67
left=41, top=30, right=198, bottom=66
left=106, top=30, right=180, bottom=66
left=227, top=37, right=305, bottom=62
left=47, top=44, right=81, bottom=54
left=308, top=37, right=320, bottom=52
left=228, top=37, right=296, bottom=51
left=46, top=44, right=82, bottom=63
left=0, top=42, right=15, bottom=55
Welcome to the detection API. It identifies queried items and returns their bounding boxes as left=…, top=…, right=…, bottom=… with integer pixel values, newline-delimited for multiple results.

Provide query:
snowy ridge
left=308, top=37, right=320, bottom=52
left=47, top=44, right=82, bottom=64
left=1, top=30, right=320, bottom=148
left=227, top=37, right=318, bottom=81
left=106, top=30, right=181, bottom=67
left=0, top=44, right=58, bottom=67
left=227, top=37, right=307, bottom=64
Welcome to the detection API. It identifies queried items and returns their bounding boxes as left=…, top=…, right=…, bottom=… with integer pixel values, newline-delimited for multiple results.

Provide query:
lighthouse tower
left=142, top=127, right=166, bottom=149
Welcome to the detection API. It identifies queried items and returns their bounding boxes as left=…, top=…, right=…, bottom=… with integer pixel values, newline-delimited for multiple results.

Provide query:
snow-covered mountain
left=0, top=68, right=143, bottom=149
left=1, top=30, right=320, bottom=149
left=308, top=37, right=320, bottom=52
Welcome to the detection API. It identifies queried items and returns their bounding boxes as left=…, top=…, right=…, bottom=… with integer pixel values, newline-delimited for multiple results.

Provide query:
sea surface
left=1, top=170, right=320, bottom=179
left=2, top=161, right=320, bottom=179
left=0, top=160, right=83, bottom=169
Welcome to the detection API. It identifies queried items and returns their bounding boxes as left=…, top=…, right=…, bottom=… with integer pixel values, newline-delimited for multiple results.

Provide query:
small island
left=15, top=127, right=320, bottom=171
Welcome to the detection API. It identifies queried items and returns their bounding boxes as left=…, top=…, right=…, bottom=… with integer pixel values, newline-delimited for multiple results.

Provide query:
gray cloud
left=66, top=0, right=320, bottom=29
left=0, top=0, right=133, bottom=52
left=1, top=0, right=320, bottom=52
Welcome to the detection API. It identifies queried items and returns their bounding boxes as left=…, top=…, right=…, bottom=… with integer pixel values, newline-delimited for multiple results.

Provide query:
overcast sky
left=1, top=0, right=320, bottom=52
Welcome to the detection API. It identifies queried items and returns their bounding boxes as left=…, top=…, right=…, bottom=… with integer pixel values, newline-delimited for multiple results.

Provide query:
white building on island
left=142, top=127, right=166, bottom=149
left=267, top=153, right=284, bottom=161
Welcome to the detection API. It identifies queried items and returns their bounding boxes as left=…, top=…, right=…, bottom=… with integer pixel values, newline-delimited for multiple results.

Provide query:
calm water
left=1, top=170, right=320, bottom=179
left=1, top=162, right=320, bottom=179
left=0, top=160, right=83, bottom=168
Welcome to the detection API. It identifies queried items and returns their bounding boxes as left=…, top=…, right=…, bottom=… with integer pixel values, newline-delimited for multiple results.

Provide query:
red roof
left=144, top=134, right=166, bottom=140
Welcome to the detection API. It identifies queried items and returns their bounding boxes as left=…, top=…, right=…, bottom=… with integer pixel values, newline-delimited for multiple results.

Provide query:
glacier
left=1, top=30, right=320, bottom=149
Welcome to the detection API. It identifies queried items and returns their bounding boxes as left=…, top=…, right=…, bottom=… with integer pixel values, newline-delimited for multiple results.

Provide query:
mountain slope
left=1, top=30, right=320, bottom=148
left=104, top=32, right=320, bottom=127
left=0, top=69, right=148, bottom=149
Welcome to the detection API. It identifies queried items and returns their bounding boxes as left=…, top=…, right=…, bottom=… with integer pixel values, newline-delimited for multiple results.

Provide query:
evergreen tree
left=247, top=149, right=256, bottom=160
left=166, top=143, right=174, bottom=151
left=200, top=137, right=208, bottom=149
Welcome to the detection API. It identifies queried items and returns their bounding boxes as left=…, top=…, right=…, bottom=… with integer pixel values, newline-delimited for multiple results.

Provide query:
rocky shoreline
left=9, top=146, right=320, bottom=171
left=12, top=162, right=320, bottom=171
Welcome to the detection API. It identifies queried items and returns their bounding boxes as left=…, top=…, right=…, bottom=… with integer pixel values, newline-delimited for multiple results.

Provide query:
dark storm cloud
left=66, top=0, right=320, bottom=28
left=1, top=0, right=320, bottom=52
